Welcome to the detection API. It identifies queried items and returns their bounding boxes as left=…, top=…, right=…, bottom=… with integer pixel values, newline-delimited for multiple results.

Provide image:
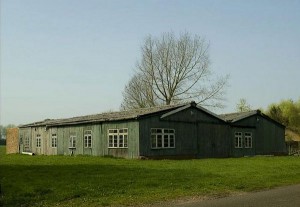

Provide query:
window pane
left=113, top=135, right=118, bottom=147
left=151, top=135, right=156, bottom=148
left=88, top=137, right=92, bottom=147
left=164, top=135, right=169, bottom=147
left=157, top=129, right=162, bottom=133
left=119, top=135, right=123, bottom=147
left=157, top=135, right=162, bottom=147
left=108, top=135, right=113, bottom=147
left=124, top=135, right=128, bottom=147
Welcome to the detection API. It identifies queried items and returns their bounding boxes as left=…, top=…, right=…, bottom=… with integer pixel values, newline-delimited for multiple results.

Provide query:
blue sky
left=1, top=0, right=300, bottom=125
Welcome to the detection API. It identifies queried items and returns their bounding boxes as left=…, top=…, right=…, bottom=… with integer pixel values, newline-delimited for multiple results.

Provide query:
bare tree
left=121, top=32, right=229, bottom=110
left=121, top=73, right=160, bottom=110
left=236, top=98, right=252, bottom=112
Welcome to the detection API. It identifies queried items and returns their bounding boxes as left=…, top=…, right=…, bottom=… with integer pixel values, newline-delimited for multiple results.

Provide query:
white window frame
left=51, top=134, right=57, bottom=148
left=244, top=132, right=252, bottom=148
left=234, top=132, right=243, bottom=148
left=24, top=136, right=30, bottom=147
left=108, top=128, right=128, bottom=148
left=36, top=134, right=41, bottom=148
left=84, top=130, right=92, bottom=148
left=151, top=128, right=175, bottom=149
left=69, top=135, right=76, bottom=148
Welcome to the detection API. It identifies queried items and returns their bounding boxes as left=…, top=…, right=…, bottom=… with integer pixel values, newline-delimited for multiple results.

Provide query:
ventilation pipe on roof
left=190, top=101, right=197, bottom=107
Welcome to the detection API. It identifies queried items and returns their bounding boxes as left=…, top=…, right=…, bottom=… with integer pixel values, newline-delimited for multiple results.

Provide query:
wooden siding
left=30, top=126, right=49, bottom=155
left=16, top=104, right=286, bottom=159
left=162, top=107, right=223, bottom=124
left=231, top=115, right=286, bottom=156
left=256, top=116, right=286, bottom=155
left=20, top=121, right=140, bottom=158
left=198, top=123, right=230, bottom=158
left=19, top=127, right=32, bottom=153
left=230, top=127, right=256, bottom=157
left=139, top=116, right=198, bottom=158
left=139, top=107, right=230, bottom=158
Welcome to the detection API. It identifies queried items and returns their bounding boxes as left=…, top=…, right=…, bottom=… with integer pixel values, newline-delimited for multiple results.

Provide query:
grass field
left=1, top=146, right=300, bottom=207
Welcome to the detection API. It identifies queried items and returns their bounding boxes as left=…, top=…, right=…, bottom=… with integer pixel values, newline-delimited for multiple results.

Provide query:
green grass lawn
left=1, top=146, right=300, bottom=207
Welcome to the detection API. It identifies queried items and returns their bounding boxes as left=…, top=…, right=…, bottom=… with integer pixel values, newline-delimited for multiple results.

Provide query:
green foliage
left=1, top=146, right=300, bottom=207
left=266, top=98, right=300, bottom=132
left=0, top=124, right=16, bottom=140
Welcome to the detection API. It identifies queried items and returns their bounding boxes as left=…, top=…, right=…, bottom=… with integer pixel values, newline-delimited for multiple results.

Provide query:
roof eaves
left=160, top=104, right=191, bottom=119
left=230, top=111, right=258, bottom=123
left=196, top=105, right=227, bottom=123
left=137, top=104, right=186, bottom=119
left=260, top=112, right=285, bottom=128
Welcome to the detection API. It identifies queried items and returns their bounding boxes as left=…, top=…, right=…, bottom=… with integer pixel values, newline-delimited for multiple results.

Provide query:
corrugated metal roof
left=219, top=110, right=285, bottom=128
left=219, top=110, right=259, bottom=122
left=20, top=103, right=186, bottom=128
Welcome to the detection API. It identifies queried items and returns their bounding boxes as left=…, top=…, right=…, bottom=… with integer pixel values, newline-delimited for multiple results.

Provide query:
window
left=234, top=132, right=242, bottom=148
left=244, top=132, right=252, bottom=148
left=84, top=130, right=92, bottom=148
left=108, top=128, right=128, bottom=148
left=51, top=134, right=57, bottom=148
left=24, top=136, right=30, bottom=147
left=151, top=128, right=175, bottom=149
left=36, top=134, right=41, bottom=148
left=20, top=135, right=23, bottom=144
left=69, top=136, right=76, bottom=148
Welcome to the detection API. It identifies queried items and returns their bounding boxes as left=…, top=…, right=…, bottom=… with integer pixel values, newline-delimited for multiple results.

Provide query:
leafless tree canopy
left=121, top=32, right=229, bottom=110
left=236, top=98, right=252, bottom=112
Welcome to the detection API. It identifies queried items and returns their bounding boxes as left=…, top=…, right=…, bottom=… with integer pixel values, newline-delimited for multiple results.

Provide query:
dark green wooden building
left=18, top=102, right=286, bottom=158
left=220, top=110, right=286, bottom=157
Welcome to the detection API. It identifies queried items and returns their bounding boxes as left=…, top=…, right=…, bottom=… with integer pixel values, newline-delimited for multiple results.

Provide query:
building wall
left=139, top=116, right=198, bottom=158
left=230, top=127, right=256, bottom=157
left=19, top=127, right=32, bottom=153
left=198, top=123, right=230, bottom=158
left=230, top=115, right=286, bottom=156
left=6, top=128, right=19, bottom=154
left=139, top=107, right=230, bottom=158
left=21, top=120, right=140, bottom=158
left=256, top=116, right=286, bottom=155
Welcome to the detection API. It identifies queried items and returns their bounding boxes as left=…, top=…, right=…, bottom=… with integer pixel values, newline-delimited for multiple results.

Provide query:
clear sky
left=1, top=0, right=300, bottom=125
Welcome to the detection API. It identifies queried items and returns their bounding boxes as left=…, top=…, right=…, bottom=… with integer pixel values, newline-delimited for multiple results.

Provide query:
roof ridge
left=219, top=110, right=259, bottom=116
left=19, top=102, right=187, bottom=127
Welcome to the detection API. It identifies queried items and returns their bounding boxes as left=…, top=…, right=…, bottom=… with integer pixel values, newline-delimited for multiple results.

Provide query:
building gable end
left=161, top=105, right=225, bottom=124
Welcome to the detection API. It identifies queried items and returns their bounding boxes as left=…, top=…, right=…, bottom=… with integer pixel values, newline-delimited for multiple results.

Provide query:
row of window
left=33, top=129, right=129, bottom=149
left=32, top=128, right=174, bottom=149
left=26, top=129, right=252, bottom=150
left=235, top=132, right=252, bottom=148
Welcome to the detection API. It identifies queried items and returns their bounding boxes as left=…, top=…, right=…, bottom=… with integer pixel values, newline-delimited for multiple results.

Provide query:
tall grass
left=0, top=146, right=300, bottom=206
